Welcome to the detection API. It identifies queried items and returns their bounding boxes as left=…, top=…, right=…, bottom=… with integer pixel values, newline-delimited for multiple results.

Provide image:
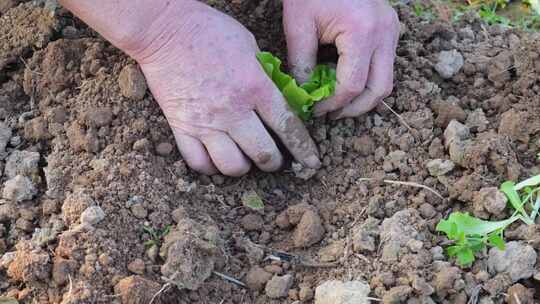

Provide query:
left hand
left=283, top=0, right=400, bottom=119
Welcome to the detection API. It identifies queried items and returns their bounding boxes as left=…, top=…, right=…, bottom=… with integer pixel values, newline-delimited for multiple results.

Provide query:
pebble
left=426, top=159, right=455, bottom=176
left=80, top=205, right=105, bottom=226
left=155, top=142, right=174, bottom=156
left=127, top=258, right=145, bottom=275
left=435, top=50, right=464, bottom=79
left=240, top=213, right=263, bottom=231
left=473, top=187, right=507, bottom=217
left=319, top=240, right=345, bottom=262
left=246, top=266, right=272, bottom=291
left=0, top=122, right=12, bottom=155
left=315, top=280, right=371, bottom=304
left=2, top=175, right=37, bottom=202
left=119, top=65, right=148, bottom=100
left=299, top=285, right=314, bottom=301
left=131, top=204, right=148, bottom=219
left=4, top=150, right=40, bottom=179
left=293, top=209, right=325, bottom=248
left=265, top=274, right=294, bottom=299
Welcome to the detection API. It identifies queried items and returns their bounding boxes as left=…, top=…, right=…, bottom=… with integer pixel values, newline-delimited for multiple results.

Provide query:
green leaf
left=436, top=212, right=518, bottom=236
left=500, top=181, right=527, bottom=216
left=455, top=247, right=475, bottom=266
left=257, top=52, right=336, bottom=120
left=488, top=233, right=505, bottom=250
left=515, top=174, right=540, bottom=191
left=241, top=191, right=265, bottom=211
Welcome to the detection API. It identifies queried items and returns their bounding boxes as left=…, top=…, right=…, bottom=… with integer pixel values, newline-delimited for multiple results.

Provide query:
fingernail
left=304, top=155, right=321, bottom=169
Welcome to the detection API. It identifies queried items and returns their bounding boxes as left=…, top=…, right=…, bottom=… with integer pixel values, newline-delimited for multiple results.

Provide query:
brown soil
left=1, top=1, right=540, bottom=304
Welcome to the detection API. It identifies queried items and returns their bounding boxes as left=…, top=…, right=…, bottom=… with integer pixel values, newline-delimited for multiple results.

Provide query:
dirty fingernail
left=304, top=154, right=321, bottom=169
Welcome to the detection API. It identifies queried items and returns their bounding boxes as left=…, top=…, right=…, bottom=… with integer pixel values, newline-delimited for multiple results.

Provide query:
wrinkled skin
left=59, top=0, right=399, bottom=176
left=283, top=0, right=400, bottom=119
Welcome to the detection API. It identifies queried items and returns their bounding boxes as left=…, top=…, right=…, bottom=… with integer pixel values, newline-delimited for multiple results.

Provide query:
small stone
left=292, top=162, right=317, bottom=180
left=353, top=135, right=376, bottom=156
left=119, top=65, right=148, bottom=100
left=507, top=283, right=535, bottom=304
left=299, top=285, right=314, bottom=301
left=426, top=159, right=455, bottom=176
left=319, top=240, right=345, bottom=262
left=84, top=107, right=113, bottom=128
left=412, top=276, right=434, bottom=296
left=434, top=266, right=461, bottom=297
left=488, top=241, right=536, bottom=282
left=133, top=138, right=151, bottom=152
left=31, top=228, right=58, bottom=247
left=432, top=100, right=467, bottom=128
left=435, top=50, right=464, bottom=79
left=466, top=108, right=489, bottom=132
left=293, top=210, right=325, bottom=248
left=52, top=257, right=76, bottom=286
left=240, top=213, right=264, bottom=231
left=418, top=203, right=436, bottom=219
left=24, top=116, right=51, bottom=140
left=315, top=280, right=371, bottom=304
left=114, top=275, right=161, bottom=304
left=382, top=285, right=413, bottom=304
left=5, top=150, right=40, bottom=179
left=3, top=175, right=37, bottom=202
left=146, top=244, right=158, bottom=263
left=80, top=205, right=105, bottom=226
left=127, top=259, right=145, bottom=275
left=473, top=187, right=507, bottom=218
left=131, top=204, right=148, bottom=219
left=246, top=266, right=272, bottom=291
left=265, top=274, right=294, bottom=299
left=499, top=109, right=529, bottom=143
left=0, top=122, right=12, bottom=154
left=407, top=239, right=423, bottom=253
left=443, top=120, right=470, bottom=149
left=155, top=142, right=174, bottom=156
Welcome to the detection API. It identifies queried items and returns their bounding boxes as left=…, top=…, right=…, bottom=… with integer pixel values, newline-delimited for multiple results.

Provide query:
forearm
left=58, top=0, right=198, bottom=59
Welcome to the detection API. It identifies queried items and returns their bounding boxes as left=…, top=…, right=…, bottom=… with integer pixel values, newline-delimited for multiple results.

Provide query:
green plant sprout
left=256, top=52, right=336, bottom=120
left=437, top=174, right=540, bottom=266
left=142, top=224, right=172, bottom=248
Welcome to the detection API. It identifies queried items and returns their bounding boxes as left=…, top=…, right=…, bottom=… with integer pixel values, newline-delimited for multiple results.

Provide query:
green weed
left=142, top=224, right=172, bottom=248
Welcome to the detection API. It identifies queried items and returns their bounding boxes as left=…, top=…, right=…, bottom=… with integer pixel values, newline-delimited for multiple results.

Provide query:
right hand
left=123, top=1, right=321, bottom=176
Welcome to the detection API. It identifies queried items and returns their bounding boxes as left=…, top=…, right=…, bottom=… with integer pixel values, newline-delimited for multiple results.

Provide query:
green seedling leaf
left=500, top=181, right=527, bottom=216
left=487, top=233, right=505, bottom=250
left=241, top=191, right=264, bottom=211
left=436, top=212, right=518, bottom=236
left=515, top=174, right=540, bottom=191
left=256, top=52, right=336, bottom=120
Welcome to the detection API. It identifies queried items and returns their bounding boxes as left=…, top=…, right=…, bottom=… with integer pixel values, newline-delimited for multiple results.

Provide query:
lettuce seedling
left=256, top=52, right=336, bottom=120
left=436, top=212, right=518, bottom=266
left=437, top=174, right=540, bottom=267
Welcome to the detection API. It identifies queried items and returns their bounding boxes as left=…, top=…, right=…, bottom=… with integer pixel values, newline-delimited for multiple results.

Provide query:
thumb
left=283, top=12, right=319, bottom=84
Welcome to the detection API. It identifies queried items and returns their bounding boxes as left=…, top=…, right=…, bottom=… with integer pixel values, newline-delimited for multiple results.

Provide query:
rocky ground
left=1, top=1, right=540, bottom=304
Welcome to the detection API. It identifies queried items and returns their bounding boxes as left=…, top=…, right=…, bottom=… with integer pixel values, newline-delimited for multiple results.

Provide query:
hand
left=283, top=0, right=400, bottom=119
left=128, top=1, right=320, bottom=176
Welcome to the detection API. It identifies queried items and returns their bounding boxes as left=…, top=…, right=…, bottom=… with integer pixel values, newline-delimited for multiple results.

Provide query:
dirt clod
left=246, top=266, right=272, bottom=291
left=119, top=64, right=147, bottom=100
left=265, top=274, right=294, bottom=299
left=114, top=275, right=161, bottom=304
left=488, top=241, right=536, bottom=282
left=315, top=280, right=371, bottom=304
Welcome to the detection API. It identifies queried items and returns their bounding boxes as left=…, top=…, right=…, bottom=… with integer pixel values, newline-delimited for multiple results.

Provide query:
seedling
left=257, top=52, right=336, bottom=120
left=241, top=190, right=264, bottom=211
left=437, top=174, right=540, bottom=266
left=436, top=212, right=518, bottom=266
left=142, top=224, right=172, bottom=248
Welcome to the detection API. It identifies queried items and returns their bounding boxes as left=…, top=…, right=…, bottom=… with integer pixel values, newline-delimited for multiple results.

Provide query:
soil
left=1, top=1, right=540, bottom=304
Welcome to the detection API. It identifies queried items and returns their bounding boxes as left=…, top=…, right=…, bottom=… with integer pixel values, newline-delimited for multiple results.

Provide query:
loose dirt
left=1, top=1, right=540, bottom=304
